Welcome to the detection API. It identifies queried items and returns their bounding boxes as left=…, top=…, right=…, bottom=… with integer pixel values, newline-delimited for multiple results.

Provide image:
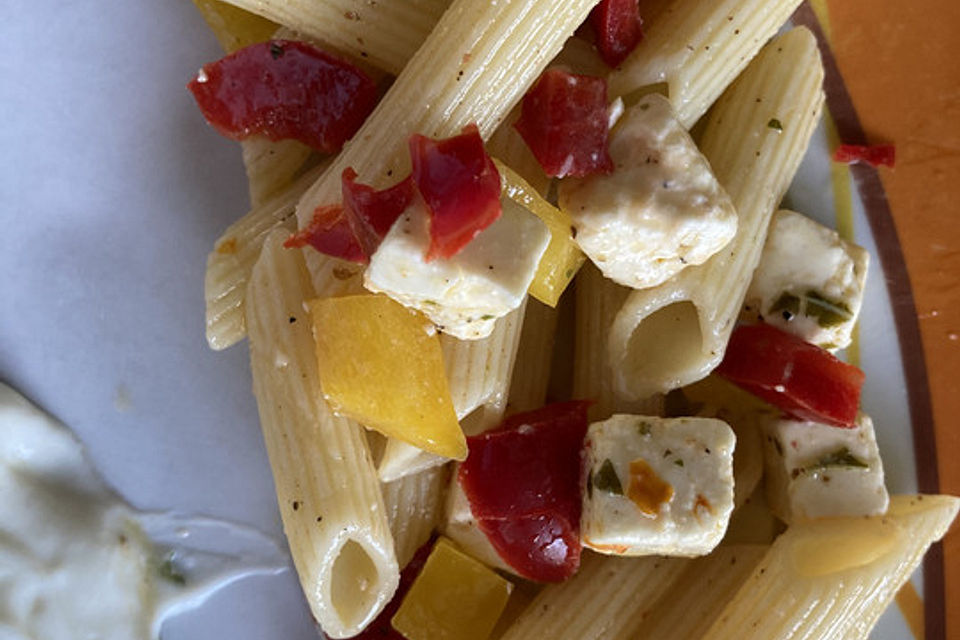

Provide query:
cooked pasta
left=245, top=230, right=397, bottom=637
left=204, top=164, right=326, bottom=350
left=702, top=494, right=960, bottom=640
left=609, top=0, right=804, bottom=128
left=609, top=27, right=825, bottom=398
left=216, top=0, right=449, bottom=75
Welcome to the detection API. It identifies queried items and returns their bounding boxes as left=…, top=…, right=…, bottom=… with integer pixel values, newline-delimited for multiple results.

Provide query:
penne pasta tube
left=608, top=27, right=824, bottom=399
left=217, top=0, right=450, bottom=75
left=294, top=0, right=601, bottom=239
left=381, top=464, right=448, bottom=569
left=240, top=136, right=316, bottom=208
left=574, top=262, right=663, bottom=421
left=609, top=0, right=803, bottom=128
left=245, top=230, right=397, bottom=638
left=498, top=552, right=690, bottom=640
left=506, top=298, right=559, bottom=414
left=637, top=545, right=768, bottom=639
left=204, top=164, right=326, bottom=350
left=377, top=302, right=526, bottom=481
left=702, top=494, right=960, bottom=640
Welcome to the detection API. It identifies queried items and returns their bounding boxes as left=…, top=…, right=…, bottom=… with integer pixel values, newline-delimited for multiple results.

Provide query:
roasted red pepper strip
left=283, top=204, right=367, bottom=264
left=459, top=401, right=591, bottom=582
left=188, top=40, right=377, bottom=153
left=590, top=0, right=644, bottom=68
left=514, top=70, right=614, bottom=178
left=341, top=168, right=415, bottom=257
left=409, top=124, right=502, bottom=261
left=833, top=143, right=896, bottom=168
left=716, top=323, right=865, bottom=428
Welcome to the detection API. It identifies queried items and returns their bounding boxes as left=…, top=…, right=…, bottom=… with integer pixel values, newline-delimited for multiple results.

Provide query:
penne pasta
left=245, top=230, right=397, bottom=638
left=506, top=298, right=559, bottom=414
left=498, top=552, right=690, bottom=640
left=216, top=0, right=450, bottom=75
left=381, top=464, right=448, bottom=569
left=637, top=545, right=768, bottom=639
left=240, top=136, right=316, bottom=208
left=609, top=0, right=803, bottom=128
left=702, top=494, right=960, bottom=640
left=574, top=262, right=663, bottom=421
left=608, top=27, right=824, bottom=399
left=204, top=164, right=326, bottom=350
left=294, top=0, right=601, bottom=244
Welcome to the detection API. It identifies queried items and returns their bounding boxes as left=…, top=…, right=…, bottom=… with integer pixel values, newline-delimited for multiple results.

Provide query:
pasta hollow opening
left=330, top=539, right=382, bottom=630
left=624, top=301, right=703, bottom=391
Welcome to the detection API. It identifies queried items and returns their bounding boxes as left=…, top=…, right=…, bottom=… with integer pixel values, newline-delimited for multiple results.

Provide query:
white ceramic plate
left=0, top=2, right=936, bottom=638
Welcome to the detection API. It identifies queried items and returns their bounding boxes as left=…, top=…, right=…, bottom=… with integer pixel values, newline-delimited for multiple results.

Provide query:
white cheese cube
left=743, top=209, right=869, bottom=350
left=558, top=94, right=737, bottom=290
left=364, top=197, right=550, bottom=340
left=761, top=412, right=888, bottom=523
left=442, top=470, right=515, bottom=574
left=581, top=415, right=735, bottom=557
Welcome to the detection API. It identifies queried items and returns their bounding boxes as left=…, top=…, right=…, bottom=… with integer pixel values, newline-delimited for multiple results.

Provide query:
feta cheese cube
left=442, top=470, right=515, bottom=575
left=761, top=412, right=888, bottom=523
left=364, top=196, right=550, bottom=340
left=743, top=209, right=869, bottom=350
left=558, top=94, right=737, bottom=290
left=581, top=415, right=735, bottom=557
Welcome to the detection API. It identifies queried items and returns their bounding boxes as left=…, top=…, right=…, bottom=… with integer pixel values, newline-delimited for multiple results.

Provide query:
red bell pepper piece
left=833, top=143, right=896, bottom=168
left=409, top=125, right=502, bottom=261
left=188, top=40, right=377, bottom=153
left=459, top=401, right=591, bottom=582
left=590, top=0, right=644, bottom=68
left=283, top=204, right=366, bottom=264
left=514, top=70, right=614, bottom=178
left=716, top=323, right=865, bottom=428
left=341, top=168, right=415, bottom=257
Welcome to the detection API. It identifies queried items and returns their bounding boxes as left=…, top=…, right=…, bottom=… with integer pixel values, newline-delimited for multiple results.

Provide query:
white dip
left=0, top=382, right=288, bottom=639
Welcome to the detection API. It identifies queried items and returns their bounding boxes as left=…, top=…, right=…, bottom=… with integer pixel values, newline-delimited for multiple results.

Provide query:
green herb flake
left=804, top=290, right=852, bottom=328
left=674, top=459, right=684, bottom=467
left=767, top=118, right=783, bottom=131
left=814, top=446, right=869, bottom=470
left=593, top=459, right=623, bottom=495
left=157, top=554, right=186, bottom=586
left=770, top=292, right=800, bottom=321
left=480, top=314, right=495, bottom=321
left=636, top=420, right=652, bottom=436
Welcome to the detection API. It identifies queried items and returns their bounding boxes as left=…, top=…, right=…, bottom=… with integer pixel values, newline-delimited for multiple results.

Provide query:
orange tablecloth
left=821, top=1, right=960, bottom=636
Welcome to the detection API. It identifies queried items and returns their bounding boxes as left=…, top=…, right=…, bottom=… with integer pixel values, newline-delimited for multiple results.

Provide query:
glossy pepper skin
left=590, top=0, right=644, bottom=68
left=188, top=40, right=377, bottom=152
left=716, top=323, right=865, bottom=428
left=409, top=124, right=502, bottom=261
left=459, top=401, right=591, bottom=582
left=514, top=69, right=614, bottom=179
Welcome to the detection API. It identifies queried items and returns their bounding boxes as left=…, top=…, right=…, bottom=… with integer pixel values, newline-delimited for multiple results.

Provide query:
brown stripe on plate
left=791, top=3, right=944, bottom=638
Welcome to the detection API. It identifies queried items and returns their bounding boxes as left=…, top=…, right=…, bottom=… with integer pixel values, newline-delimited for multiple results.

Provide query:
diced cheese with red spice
left=364, top=197, right=549, bottom=340
left=581, top=415, right=735, bottom=556
left=743, top=209, right=869, bottom=351
left=761, top=412, right=888, bottom=524
left=558, top=94, right=737, bottom=289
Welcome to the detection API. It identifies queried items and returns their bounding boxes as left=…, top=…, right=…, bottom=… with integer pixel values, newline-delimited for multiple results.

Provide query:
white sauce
left=0, top=383, right=289, bottom=639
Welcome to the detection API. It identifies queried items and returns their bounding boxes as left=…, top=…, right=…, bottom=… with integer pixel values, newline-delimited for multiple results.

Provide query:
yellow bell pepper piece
left=493, top=159, right=586, bottom=307
left=308, top=295, right=466, bottom=460
left=191, top=0, right=278, bottom=53
left=392, top=538, right=513, bottom=640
